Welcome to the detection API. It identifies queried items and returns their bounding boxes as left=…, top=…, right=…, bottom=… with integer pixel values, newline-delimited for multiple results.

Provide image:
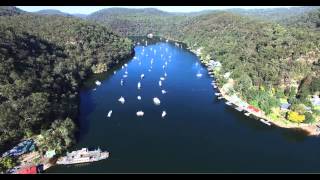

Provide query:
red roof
left=248, top=105, right=260, bottom=113
left=17, top=166, right=37, bottom=174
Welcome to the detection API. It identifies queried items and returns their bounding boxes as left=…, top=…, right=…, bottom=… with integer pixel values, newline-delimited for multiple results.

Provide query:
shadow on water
left=75, top=91, right=96, bottom=142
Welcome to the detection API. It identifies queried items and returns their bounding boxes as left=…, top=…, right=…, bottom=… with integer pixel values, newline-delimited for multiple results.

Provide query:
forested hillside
left=87, top=8, right=189, bottom=37
left=280, top=8, right=320, bottom=30
left=227, top=6, right=319, bottom=22
left=35, top=9, right=73, bottom=17
left=171, top=11, right=320, bottom=123
left=0, top=12, right=134, bottom=153
left=0, top=6, right=25, bottom=16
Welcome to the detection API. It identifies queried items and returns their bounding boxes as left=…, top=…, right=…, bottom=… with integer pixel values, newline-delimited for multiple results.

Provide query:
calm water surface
left=47, top=41, right=320, bottom=173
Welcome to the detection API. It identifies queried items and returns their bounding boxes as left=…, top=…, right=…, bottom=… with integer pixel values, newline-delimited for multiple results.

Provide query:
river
left=47, top=40, right=320, bottom=173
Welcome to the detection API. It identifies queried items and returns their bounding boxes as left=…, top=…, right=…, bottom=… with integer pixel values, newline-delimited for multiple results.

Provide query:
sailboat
left=118, top=96, right=125, bottom=104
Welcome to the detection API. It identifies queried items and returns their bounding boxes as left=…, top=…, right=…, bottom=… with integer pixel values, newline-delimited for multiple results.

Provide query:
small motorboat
left=137, top=82, right=141, bottom=90
left=107, top=110, right=112, bottom=118
left=159, top=80, right=162, bottom=87
left=95, top=81, right=101, bottom=86
left=196, top=73, right=202, bottom=78
left=141, top=74, right=145, bottom=79
left=153, top=97, right=161, bottom=105
left=136, top=111, right=144, bottom=117
left=137, top=96, right=142, bottom=100
left=161, top=111, right=167, bottom=118
left=161, top=90, right=167, bottom=94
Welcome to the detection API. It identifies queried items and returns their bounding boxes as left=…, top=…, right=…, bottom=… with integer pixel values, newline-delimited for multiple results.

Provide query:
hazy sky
left=17, top=6, right=295, bottom=15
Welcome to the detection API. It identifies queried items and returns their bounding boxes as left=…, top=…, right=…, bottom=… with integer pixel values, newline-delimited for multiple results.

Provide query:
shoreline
left=187, top=46, right=320, bottom=137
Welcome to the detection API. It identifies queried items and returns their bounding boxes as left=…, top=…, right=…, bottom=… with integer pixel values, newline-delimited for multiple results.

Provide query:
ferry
left=56, top=148, right=109, bottom=165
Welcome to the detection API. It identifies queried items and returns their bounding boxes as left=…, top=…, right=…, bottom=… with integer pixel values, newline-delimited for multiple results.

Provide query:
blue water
left=47, top=42, right=320, bottom=173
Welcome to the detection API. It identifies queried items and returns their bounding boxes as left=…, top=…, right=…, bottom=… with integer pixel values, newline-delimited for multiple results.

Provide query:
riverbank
left=185, top=44, right=320, bottom=137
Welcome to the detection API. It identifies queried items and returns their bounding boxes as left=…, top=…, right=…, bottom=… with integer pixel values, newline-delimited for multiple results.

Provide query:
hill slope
left=0, top=12, right=134, bottom=155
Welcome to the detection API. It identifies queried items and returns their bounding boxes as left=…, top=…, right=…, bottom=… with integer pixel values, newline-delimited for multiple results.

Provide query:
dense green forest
left=87, top=8, right=190, bottom=37
left=0, top=9, right=134, bottom=154
left=171, top=12, right=320, bottom=118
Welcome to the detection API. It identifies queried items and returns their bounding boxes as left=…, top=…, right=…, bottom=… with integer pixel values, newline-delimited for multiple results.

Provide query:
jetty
left=260, top=119, right=272, bottom=126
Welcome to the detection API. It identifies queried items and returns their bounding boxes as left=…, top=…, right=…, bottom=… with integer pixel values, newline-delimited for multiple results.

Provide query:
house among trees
left=280, top=103, right=291, bottom=110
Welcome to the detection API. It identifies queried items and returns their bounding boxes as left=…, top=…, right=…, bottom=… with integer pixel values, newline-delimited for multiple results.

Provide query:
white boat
left=225, top=101, right=232, bottom=106
left=213, top=85, right=217, bottom=88
left=161, top=111, right=167, bottom=118
left=166, top=39, right=169, bottom=42
left=120, top=79, right=123, bottom=86
left=107, top=110, right=112, bottom=118
left=196, top=73, right=202, bottom=77
left=93, top=88, right=96, bottom=91
left=153, top=97, right=161, bottom=105
left=218, top=96, right=224, bottom=100
left=164, top=72, right=167, bottom=77
left=141, top=74, right=145, bottom=79
left=160, top=77, right=165, bottom=81
left=133, top=56, right=137, bottom=59
left=95, top=81, right=101, bottom=86
left=161, top=90, right=167, bottom=94
left=56, top=148, right=109, bottom=165
left=159, top=80, right=162, bottom=87
left=125, top=71, right=128, bottom=74
left=114, top=71, right=116, bottom=74
left=123, top=74, right=128, bottom=78
left=162, top=65, right=165, bottom=69
left=137, top=96, right=142, bottom=100
left=235, top=107, right=243, bottom=112
left=260, top=119, right=271, bottom=126
left=148, top=69, right=151, bottom=72
left=121, top=66, right=124, bottom=69
left=215, top=93, right=221, bottom=96
left=165, top=62, right=168, bottom=66
left=118, top=96, right=125, bottom=104
left=137, top=82, right=141, bottom=90
left=124, top=63, right=128, bottom=67
left=244, top=112, right=250, bottom=116
left=136, top=111, right=144, bottom=117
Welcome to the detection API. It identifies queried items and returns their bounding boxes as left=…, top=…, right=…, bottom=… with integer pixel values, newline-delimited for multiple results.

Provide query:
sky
left=17, top=6, right=295, bottom=15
